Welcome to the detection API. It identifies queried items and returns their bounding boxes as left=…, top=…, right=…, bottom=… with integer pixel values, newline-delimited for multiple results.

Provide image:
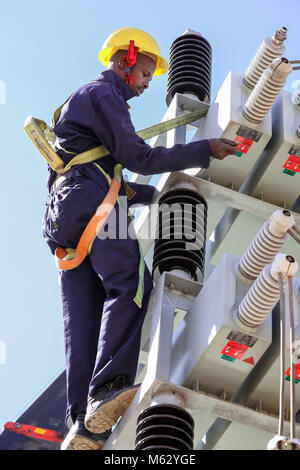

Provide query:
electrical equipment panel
left=169, top=253, right=273, bottom=394
left=169, top=252, right=300, bottom=432
left=187, top=70, right=272, bottom=185
left=254, top=90, right=300, bottom=208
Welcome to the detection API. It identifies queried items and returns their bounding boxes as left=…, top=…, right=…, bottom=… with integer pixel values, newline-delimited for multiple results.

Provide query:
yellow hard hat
left=98, top=27, right=168, bottom=76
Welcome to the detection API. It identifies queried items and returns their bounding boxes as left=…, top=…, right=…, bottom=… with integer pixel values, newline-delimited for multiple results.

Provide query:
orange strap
left=55, top=175, right=121, bottom=270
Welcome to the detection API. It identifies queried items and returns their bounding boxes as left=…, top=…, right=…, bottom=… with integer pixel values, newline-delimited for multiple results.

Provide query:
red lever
left=285, top=364, right=300, bottom=383
left=283, top=154, right=300, bottom=173
left=234, top=136, right=253, bottom=154
left=221, top=340, right=249, bottom=360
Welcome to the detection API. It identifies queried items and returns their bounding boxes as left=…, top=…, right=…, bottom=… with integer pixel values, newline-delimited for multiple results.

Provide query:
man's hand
left=208, top=138, right=238, bottom=160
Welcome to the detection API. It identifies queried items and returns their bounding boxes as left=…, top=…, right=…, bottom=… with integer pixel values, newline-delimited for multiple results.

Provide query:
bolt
left=273, top=26, right=287, bottom=43
left=168, top=283, right=175, bottom=290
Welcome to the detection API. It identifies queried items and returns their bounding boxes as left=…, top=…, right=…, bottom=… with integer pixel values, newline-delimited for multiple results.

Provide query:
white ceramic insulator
left=292, top=88, right=300, bottom=106
left=151, top=392, right=185, bottom=408
left=267, top=435, right=300, bottom=450
left=170, top=181, right=198, bottom=191
left=169, top=268, right=192, bottom=280
left=243, top=58, right=293, bottom=124
left=244, top=27, right=287, bottom=90
left=239, top=210, right=295, bottom=280
left=270, top=253, right=298, bottom=281
left=238, top=264, right=281, bottom=328
left=267, top=435, right=288, bottom=450
left=238, top=254, right=298, bottom=328
left=268, top=209, right=296, bottom=236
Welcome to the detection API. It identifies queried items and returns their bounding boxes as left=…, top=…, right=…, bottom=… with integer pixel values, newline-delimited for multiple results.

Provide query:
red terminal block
left=234, top=136, right=253, bottom=157
left=221, top=340, right=249, bottom=362
left=285, top=364, right=300, bottom=384
left=283, top=154, right=300, bottom=176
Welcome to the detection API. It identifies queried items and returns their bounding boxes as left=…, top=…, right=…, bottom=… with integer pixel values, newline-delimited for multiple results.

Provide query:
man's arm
left=92, top=88, right=214, bottom=176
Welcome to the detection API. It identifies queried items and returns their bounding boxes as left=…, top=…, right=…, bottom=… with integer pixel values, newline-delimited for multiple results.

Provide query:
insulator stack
left=152, top=188, right=208, bottom=282
left=243, top=57, right=293, bottom=124
left=239, top=224, right=287, bottom=280
left=166, top=29, right=212, bottom=107
left=243, top=26, right=287, bottom=90
left=239, top=210, right=295, bottom=281
left=238, top=265, right=281, bottom=328
left=238, top=254, right=297, bottom=328
left=135, top=404, right=194, bottom=450
left=292, top=88, right=300, bottom=106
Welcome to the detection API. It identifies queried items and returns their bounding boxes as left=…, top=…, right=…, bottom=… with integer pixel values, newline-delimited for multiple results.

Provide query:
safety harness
left=24, top=96, right=207, bottom=308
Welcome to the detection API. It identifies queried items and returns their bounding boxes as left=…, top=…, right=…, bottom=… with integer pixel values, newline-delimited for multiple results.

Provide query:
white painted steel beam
left=103, top=379, right=300, bottom=450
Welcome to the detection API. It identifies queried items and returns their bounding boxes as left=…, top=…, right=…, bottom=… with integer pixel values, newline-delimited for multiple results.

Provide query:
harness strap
left=55, top=164, right=122, bottom=270
left=24, top=109, right=207, bottom=176
left=55, top=162, right=145, bottom=308
left=60, top=109, right=208, bottom=174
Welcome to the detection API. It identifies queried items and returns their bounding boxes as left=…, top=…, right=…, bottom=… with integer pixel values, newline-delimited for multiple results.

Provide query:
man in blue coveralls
left=43, top=27, right=238, bottom=450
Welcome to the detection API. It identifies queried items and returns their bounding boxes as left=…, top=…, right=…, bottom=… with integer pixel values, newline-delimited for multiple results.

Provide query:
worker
left=42, top=27, right=238, bottom=450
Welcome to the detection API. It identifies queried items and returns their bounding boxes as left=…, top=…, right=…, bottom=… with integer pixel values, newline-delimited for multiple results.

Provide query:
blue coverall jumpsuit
left=43, top=69, right=211, bottom=424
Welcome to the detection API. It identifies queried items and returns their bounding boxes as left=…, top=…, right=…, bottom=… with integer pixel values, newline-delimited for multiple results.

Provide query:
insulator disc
left=135, top=404, right=194, bottom=451
left=153, top=188, right=207, bottom=281
left=166, top=30, right=212, bottom=106
left=136, top=425, right=194, bottom=448
left=136, top=413, right=194, bottom=437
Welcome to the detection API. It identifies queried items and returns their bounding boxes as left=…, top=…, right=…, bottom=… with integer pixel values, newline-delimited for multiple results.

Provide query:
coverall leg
left=59, top=257, right=106, bottom=422
left=44, top=172, right=153, bottom=424
left=87, top=210, right=153, bottom=397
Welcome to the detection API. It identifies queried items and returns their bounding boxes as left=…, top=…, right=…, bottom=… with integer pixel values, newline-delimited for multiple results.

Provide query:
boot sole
left=69, top=435, right=105, bottom=450
left=85, top=386, right=138, bottom=433
left=61, top=433, right=105, bottom=451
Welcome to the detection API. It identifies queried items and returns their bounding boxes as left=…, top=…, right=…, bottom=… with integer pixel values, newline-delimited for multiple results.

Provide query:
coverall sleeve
left=92, top=87, right=211, bottom=176
left=124, top=181, right=157, bottom=206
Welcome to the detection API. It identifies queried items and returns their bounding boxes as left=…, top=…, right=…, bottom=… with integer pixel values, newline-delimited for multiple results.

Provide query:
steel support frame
left=103, top=272, right=300, bottom=450
left=103, top=92, right=300, bottom=451
left=136, top=171, right=300, bottom=256
left=130, top=92, right=209, bottom=186
left=104, top=273, right=300, bottom=450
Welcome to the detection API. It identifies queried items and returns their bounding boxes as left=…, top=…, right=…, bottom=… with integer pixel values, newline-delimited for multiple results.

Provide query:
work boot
left=85, top=375, right=139, bottom=433
left=60, top=413, right=111, bottom=450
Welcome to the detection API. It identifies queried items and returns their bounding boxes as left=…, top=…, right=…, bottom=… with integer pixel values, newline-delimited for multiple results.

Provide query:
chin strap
left=125, top=40, right=138, bottom=85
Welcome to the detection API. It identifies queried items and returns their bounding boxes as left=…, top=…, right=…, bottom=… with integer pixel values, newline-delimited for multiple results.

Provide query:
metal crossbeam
left=103, top=379, right=300, bottom=450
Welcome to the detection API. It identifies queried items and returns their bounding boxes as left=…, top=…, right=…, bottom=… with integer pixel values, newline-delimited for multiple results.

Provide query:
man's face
left=129, top=54, right=156, bottom=96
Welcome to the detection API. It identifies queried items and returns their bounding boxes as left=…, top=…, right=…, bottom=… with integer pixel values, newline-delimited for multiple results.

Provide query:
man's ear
left=118, top=55, right=128, bottom=70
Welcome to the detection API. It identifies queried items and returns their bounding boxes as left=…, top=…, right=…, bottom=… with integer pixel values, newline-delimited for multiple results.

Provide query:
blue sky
left=1, top=0, right=300, bottom=430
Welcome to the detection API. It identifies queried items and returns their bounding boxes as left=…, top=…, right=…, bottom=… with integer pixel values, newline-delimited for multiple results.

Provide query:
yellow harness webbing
left=24, top=109, right=207, bottom=176
left=55, top=164, right=122, bottom=270
left=55, top=163, right=145, bottom=308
